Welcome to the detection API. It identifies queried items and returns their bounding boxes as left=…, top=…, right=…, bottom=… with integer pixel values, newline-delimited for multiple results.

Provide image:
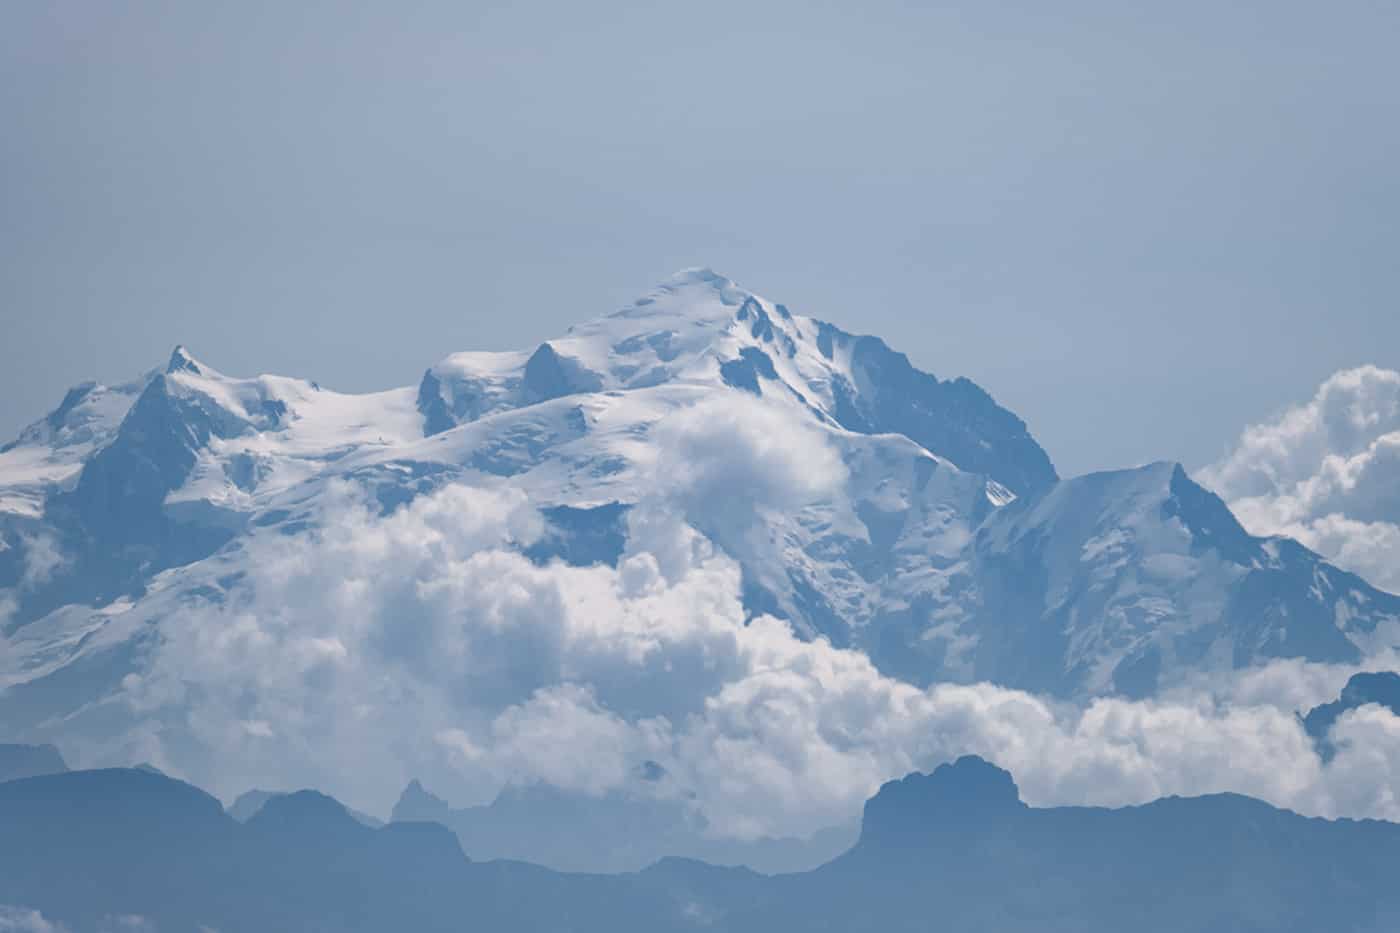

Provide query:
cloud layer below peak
left=99, top=475, right=1400, bottom=841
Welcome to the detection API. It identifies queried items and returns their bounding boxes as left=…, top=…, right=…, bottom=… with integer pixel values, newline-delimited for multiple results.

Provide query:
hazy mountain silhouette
left=6, top=758, right=1400, bottom=932
left=390, top=773, right=856, bottom=873
left=229, top=787, right=385, bottom=828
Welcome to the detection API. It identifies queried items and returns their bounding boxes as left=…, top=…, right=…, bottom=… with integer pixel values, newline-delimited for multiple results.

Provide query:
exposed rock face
left=1302, top=671, right=1400, bottom=760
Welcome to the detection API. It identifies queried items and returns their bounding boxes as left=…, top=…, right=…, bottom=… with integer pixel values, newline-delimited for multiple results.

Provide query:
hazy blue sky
left=2, top=0, right=1396, bottom=476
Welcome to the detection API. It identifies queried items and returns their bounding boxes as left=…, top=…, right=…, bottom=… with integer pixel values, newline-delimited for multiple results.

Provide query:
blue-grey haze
left=2, top=0, right=1397, bottom=476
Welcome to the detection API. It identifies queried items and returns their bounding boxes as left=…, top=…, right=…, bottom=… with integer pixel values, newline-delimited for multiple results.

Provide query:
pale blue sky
left=2, top=0, right=1397, bottom=476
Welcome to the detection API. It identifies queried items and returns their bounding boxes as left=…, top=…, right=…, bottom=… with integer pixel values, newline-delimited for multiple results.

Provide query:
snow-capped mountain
left=416, top=268, right=1055, bottom=497
left=2, top=267, right=1398, bottom=752
left=933, top=462, right=1399, bottom=696
left=0, top=372, right=152, bottom=521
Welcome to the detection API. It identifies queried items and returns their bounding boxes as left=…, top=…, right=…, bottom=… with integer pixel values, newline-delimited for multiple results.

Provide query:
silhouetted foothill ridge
left=10, top=762, right=1400, bottom=931
left=230, top=786, right=385, bottom=827
left=0, top=766, right=229, bottom=840
left=859, top=756, right=1024, bottom=848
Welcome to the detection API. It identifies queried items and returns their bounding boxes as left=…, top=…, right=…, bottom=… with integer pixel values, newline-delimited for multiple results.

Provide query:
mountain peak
left=166, top=345, right=205, bottom=375
left=393, top=778, right=451, bottom=823
left=662, top=266, right=734, bottom=289
left=249, top=789, right=364, bottom=838
left=858, top=756, right=1024, bottom=848
left=630, top=266, right=751, bottom=314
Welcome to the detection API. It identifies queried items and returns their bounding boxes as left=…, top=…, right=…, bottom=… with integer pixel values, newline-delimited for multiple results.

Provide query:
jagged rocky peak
left=68, top=347, right=288, bottom=521
left=166, top=344, right=204, bottom=375
left=3, top=346, right=236, bottom=484
left=393, top=778, right=452, bottom=822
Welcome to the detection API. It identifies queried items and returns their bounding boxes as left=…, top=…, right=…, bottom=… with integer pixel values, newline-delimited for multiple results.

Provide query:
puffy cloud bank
left=1199, top=365, right=1400, bottom=593
left=103, top=477, right=1400, bottom=840
left=91, top=395, right=1400, bottom=839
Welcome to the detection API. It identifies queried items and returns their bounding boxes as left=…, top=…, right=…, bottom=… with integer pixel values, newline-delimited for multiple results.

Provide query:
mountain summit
left=417, top=267, right=1056, bottom=495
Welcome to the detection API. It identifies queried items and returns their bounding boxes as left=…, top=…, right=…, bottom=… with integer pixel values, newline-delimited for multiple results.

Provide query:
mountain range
left=4, top=270, right=1392, bottom=696
left=4, top=754, right=1400, bottom=933
left=3, top=268, right=1400, bottom=868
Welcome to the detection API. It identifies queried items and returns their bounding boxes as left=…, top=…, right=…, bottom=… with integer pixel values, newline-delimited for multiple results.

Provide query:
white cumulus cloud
left=98, top=471, right=1400, bottom=842
left=648, top=395, right=849, bottom=520
left=1198, top=365, right=1400, bottom=593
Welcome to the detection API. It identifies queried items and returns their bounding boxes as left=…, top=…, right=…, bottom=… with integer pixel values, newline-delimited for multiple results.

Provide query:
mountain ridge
left=7, top=757, right=1400, bottom=932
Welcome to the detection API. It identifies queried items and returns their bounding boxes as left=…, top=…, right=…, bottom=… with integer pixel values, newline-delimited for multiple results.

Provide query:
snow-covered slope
left=2, top=267, right=1398, bottom=755
left=889, top=461, right=1400, bottom=697
left=0, top=373, right=153, bottom=520
left=417, top=268, right=1056, bottom=497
